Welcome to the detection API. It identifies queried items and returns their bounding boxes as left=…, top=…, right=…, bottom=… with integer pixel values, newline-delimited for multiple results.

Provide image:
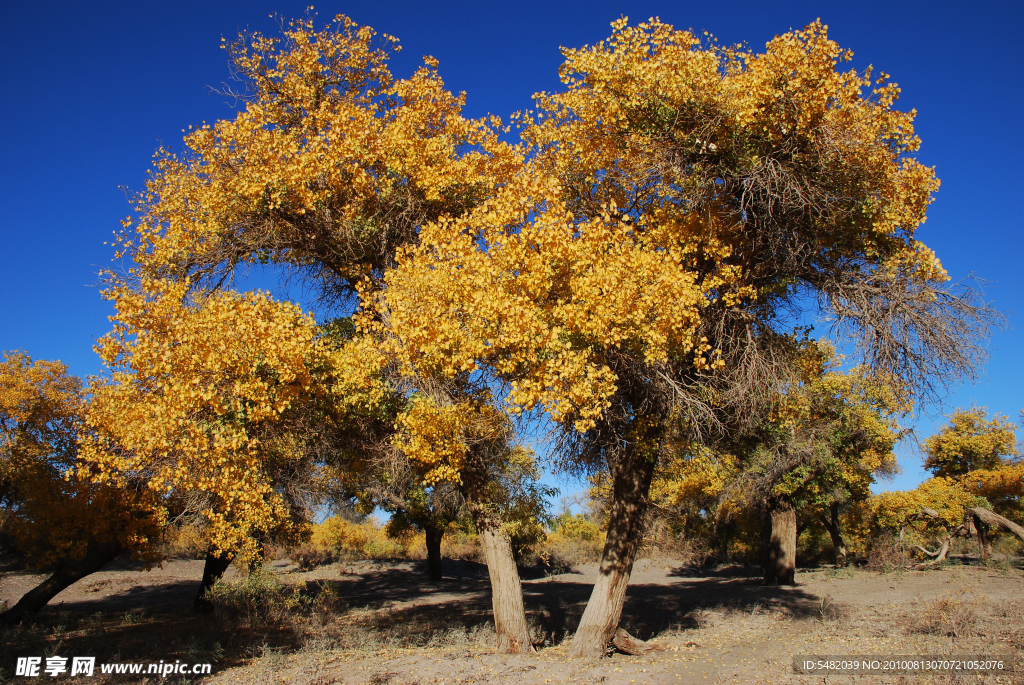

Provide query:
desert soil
left=2, top=556, right=1022, bottom=684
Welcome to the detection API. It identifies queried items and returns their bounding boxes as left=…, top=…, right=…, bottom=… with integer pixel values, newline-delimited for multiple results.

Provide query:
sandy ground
left=2, top=556, right=1022, bottom=684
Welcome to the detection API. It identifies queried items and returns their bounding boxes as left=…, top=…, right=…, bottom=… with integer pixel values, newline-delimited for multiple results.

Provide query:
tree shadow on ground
left=3, top=557, right=827, bottom=664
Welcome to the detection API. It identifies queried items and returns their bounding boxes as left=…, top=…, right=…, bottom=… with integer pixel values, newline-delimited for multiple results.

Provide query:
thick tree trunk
left=462, top=452, right=533, bottom=654
left=425, top=524, right=444, bottom=582
left=820, top=503, right=848, bottom=567
left=194, top=548, right=235, bottom=613
left=0, top=541, right=124, bottom=625
left=763, top=502, right=797, bottom=585
left=569, top=441, right=658, bottom=658
left=475, top=524, right=533, bottom=652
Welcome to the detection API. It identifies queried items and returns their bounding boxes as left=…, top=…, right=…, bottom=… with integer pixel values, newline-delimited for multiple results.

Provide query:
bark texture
left=194, top=549, right=235, bottom=612
left=462, top=452, right=533, bottom=654
left=569, top=441, right=658, bottom=657
left=425, top=524, right=444, bottom=582
left=0, top=541, right=124, bottom=625
left=763, top=502, right=797, bottom=585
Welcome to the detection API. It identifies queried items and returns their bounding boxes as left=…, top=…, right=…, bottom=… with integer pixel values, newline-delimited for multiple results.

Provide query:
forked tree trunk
left=425, top=524, right=444, bottom=581
left=0, top=540, right=125, bottom=625
left=462, top=452, right=533, bottom=654
left=194, top=548, right=235, bottom=613
left=819, top=503, right=848, bottom=567
left=569, top=440, right=658, bottom=658
left=763, top=501, right=797, bottom=585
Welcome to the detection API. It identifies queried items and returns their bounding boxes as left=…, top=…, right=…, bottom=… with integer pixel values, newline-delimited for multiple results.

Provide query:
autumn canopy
left=0, top=14, right=1009, bottom=656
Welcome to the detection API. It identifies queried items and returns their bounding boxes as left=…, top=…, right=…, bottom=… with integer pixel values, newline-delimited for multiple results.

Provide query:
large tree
left=378, top=19, right=998, bottom=655
left=110, top=14, right=536, bottom=652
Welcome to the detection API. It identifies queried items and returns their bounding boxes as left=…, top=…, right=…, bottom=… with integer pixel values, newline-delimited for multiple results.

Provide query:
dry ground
left=1, top=555, right=1022, bottom=684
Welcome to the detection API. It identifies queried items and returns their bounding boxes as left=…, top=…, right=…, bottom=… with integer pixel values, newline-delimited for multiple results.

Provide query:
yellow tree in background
left=924, top=408, right=1017, bottom=477
left=0, top=353, right=162, bottom=624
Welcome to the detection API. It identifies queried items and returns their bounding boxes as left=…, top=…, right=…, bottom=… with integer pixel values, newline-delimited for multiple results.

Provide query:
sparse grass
left=3, top=557, right=1021, bottom=684
left=906, top=596, right=978, bottom=638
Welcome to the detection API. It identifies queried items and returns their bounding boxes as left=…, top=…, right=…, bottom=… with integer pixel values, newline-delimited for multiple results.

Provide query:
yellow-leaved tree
left=107, top=14, right=537, bottom=649
left=0, top=352, right=163, bottom=624
left=379, top=19, right=998, bottom=655
left=80, top=279, right=339, bottom=606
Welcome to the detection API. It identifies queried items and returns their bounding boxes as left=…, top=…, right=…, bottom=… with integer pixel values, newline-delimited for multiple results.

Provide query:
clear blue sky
left=1, top=0, right=1021, bottom=495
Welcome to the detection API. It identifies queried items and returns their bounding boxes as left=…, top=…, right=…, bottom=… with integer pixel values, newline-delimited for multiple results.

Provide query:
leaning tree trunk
left=0, top=540, right=125, bottom=625
left=425, top=523, right=444, bottom=582
left=194, top=548, right=235, bottom=612
left=462, top=452, right=534, bottom=654
left=569, top=440, right=658, bottom=658
left=819, top=503, right=848, bottom=567
left=763, top=500, right=797, bottom=585
left=968, top=507, right=1024, bottom=558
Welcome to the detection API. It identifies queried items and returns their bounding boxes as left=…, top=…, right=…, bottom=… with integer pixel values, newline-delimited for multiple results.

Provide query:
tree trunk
left=968, top=507, right=1024, bottom=558
left=0, top=541, right=124, bottom=625
left=462, top=452, right=534, bottom=654
left=569, top=439, right=658, bottom=658
left=425, top=523, right=444, bottom=582
left=820, top=503, right=848, bottom=567
left=763, top=501, right=797, bottom=585
left=712, top=512, right=734, bottom=563
left=194, top=548, right=235, bottom=613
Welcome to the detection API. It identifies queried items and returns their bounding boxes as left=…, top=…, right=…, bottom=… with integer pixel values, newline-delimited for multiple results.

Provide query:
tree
left=0, top=352, right=162, bottom=624
left=923, top=408, right=1017, bottom=478
left=79, top=280, right=337, bottom=607
left=378, top=19, right=998, bottom=655
left=772, top=345, right=904, bottom=570
left=111, top=14, right=536, bottom=652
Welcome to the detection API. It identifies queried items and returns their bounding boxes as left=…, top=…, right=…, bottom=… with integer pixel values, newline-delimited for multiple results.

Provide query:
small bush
left=291, top=543, right=336, bottom=571
left=207, top=570, right=343, bottom=628
left=907, top=597, right=977, bottom=638
left=206, top=571, right=300, bottom=626
left=441, top=530, right=482, bottom=562
left=864, top=533, right=912, bottom=573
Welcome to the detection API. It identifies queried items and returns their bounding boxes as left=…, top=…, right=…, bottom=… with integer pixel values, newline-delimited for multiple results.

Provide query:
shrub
left=907, top=597, right=977, bottom=638
left=864, top=532, right=912, bottom=573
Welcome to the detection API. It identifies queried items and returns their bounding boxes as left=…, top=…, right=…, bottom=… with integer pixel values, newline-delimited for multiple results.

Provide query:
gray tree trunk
left=569, top=437, right=658, bottom=657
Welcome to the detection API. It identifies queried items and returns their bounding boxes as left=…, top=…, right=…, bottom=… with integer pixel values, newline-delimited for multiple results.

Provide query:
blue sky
left=1, top=0, right=1021, bottom=496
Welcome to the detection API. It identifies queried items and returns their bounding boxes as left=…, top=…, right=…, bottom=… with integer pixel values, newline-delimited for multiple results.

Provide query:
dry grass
left=906, top=596, right=979, bottom=638
left=865, top=532, right=915, bottom=573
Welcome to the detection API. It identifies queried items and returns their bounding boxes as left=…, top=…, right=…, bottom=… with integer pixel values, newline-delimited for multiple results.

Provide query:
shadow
left=3, top=556, right=832, bottom=662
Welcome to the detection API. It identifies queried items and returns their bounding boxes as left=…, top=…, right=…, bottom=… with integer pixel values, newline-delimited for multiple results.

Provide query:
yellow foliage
left=923, top=408, right=1017, bottom=477
left=118, top=14, right=518, bottom=295
left=311, top=516, right=408, bottom=559
left=376, top=18, right=943, bottom=438
left=0, top=352, right=163, bottom=567
left=80, top=280, right=327, bottom=560
left=873, top=477, right=980, bottom=533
